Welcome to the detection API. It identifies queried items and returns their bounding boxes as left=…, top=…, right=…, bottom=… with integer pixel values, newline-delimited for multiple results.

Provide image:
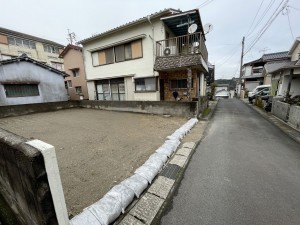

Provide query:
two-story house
left=269, top=37, right=300, bottom=98
left=79, top=8, right=208, bottom=102
left=59, top=44, right=89, bottom=100
left=242, top=51, right=290, bottom=91
left=0, top=27, right=64, bottom=70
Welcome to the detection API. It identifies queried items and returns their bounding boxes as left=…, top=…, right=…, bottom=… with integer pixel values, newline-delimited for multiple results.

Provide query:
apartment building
left=0, top=27, right=64, bottom=70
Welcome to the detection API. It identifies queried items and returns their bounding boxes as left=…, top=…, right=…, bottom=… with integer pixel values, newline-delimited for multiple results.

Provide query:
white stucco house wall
left=270, top=37, right=300, bottom=97
left=79, top=8, right=208, bottom=102
left=0, top=54, right=68, bottom=106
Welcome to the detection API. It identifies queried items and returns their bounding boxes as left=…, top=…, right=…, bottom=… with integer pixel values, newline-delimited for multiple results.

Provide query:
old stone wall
left=271, top=99, right=290, bottom=121
left=288, top=105, right=300, bottom=130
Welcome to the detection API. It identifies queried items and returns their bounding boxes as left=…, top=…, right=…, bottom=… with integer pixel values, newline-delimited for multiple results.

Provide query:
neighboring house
left=0, top=27, right=64, bottom=70
left=242, top=51, right=290, bottom=91
left=269, top=37, right=300, bottom=98
left=79, top=8, right=208, bottom=101
left=59, top=44, right=89, bottom=100
left=0, top=54, right=68, bottom=106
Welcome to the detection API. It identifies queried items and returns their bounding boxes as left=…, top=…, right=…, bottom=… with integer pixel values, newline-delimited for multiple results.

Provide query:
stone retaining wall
left=288, top=105, right=300, bottom=130
left=271, top=99, right=290, bottom=122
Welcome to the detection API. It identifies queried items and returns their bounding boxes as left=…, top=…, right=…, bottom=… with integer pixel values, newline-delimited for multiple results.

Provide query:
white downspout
left=147, top=15, right=155, bottom=76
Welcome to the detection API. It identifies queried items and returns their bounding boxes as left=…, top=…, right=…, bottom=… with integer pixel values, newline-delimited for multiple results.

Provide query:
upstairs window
left=98, top=47, right=114, bottom=65
left=71, top=68, right=80, bottom=77
left=115, top=40, right=142, bottom=62
left=75, top=86, right=82, bottom=94
left=44, top=44, right=59, bottom=54
left=51, top=62, right=63, bottom=71
left=4, top=84, right=39, bottom=97
left=7, top=37, right=36, bottom=49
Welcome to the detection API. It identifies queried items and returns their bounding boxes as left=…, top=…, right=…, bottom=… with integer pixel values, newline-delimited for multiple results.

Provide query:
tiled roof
left=262, top=51, right=289, bottom=61
left=288, top=37, right=300, bottom=55
left=154, top=54, right=205, bottom=71
left=79, top=8, right=181, bottom=44
left=264, top=60, right=291, bottom=73
left=0, top=54, right=68, bottom=77
left=0, top=27, right=64, bottom=47
left=59, top=44, right=82, bottom=58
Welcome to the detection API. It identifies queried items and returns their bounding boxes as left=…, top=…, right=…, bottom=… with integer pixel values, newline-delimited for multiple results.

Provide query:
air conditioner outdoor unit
left=163, top=46, right=177, bottom=56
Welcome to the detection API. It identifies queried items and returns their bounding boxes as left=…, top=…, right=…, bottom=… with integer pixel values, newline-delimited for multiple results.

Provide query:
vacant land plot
left=0, top=108, right=188, bottom=215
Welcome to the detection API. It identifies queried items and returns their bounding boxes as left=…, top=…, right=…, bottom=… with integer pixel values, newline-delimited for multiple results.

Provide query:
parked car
left=248, top=84, right=271, bottom=103
left=248, top=87, right=270, bottom=104
left=248, top=85, right=271, bottom=103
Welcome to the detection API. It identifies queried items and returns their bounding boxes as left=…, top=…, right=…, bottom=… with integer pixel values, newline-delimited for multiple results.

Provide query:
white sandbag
left=121, top=174, right=148, bottom=198
left=106, top=184, right=135, bottom=213
left=156, top=145, right=173, bottom=157
left=85, top=194, right=122, bottom=225
left=134, top=165, right=159, bottom=184
left=70, top=210, right=102, bottom=225
left=144, top=157, right=164, bottom=171
left=149, top=153, right=168, bottom=164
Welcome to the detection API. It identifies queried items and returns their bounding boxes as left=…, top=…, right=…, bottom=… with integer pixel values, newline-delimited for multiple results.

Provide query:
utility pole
left=239, top=36, right=245, bottom=96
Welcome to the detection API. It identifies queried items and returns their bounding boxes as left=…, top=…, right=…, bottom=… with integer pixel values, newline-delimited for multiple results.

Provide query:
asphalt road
left=160, top=99, right=300, bottom=225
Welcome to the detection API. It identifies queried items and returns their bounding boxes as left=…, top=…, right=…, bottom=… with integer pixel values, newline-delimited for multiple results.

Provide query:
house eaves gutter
left=86, top=34, right=147, bottom=52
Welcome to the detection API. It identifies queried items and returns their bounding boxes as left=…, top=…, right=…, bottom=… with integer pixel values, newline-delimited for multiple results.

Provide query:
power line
left=246, top=0, right=276, bottom=38
left=244, top=0, right=289, bottom=55
left=288, top=5, right=300, bottom=11
left=285, top=7, right=295, bottom=39
left=198, top=0, right=214, bottom=8
left=245, top=0, right=266, bottom=37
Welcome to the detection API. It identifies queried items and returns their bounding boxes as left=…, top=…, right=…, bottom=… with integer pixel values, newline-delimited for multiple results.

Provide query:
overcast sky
left=1, top=0, right=299, bottom=79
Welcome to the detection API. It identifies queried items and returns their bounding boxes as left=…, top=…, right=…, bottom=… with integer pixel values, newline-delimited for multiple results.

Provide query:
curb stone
left=115, top=101, right=218, bottom=225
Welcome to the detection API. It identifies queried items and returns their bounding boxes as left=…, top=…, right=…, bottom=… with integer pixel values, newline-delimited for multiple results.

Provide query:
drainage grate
left=160, top=164, right=181, bottom=180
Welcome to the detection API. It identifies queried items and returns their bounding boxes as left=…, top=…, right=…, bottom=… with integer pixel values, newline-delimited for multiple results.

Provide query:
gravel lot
left=0, top=108, right=189, bottom=215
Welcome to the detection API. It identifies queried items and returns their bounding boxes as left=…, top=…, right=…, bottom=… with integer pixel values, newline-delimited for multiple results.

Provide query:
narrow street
left=160, top=99, right=300, bottom=225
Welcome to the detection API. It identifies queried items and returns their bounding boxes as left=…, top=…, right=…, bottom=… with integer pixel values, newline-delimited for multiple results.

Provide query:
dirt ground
left=0, top=108, right=195, bottom=215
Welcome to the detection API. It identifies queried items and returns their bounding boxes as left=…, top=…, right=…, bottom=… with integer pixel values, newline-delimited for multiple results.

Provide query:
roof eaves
left=0, top=27, right=64, bottom=47
left=287, top=37, right=300, bottom=56
left=0, top=54, right=69, bottom=77
left=59, top=44, right=82, bottom=58
left=79, top=8, right=181, bottom=44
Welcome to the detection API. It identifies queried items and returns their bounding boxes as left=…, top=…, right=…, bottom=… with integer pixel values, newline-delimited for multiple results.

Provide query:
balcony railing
left=156, top=32, right=208, bottom=62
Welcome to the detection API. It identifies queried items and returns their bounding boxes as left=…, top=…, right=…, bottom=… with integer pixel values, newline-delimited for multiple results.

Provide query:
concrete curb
left=241, top=99, right=300, bottom=144
left=115, top=102, right=218, bottom=225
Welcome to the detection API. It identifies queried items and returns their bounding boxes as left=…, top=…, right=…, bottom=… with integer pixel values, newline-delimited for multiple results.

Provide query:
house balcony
left=154, top=32, right=208, bottom=72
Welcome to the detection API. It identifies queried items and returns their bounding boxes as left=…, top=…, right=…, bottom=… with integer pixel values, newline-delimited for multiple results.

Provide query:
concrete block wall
left=288, top=105, right=300, bottom=130
left=0, top=128, right=68, bottom=225
left=0, top=100, right=198, bottom=119
left=271, top=99, right=290, bottom=122
left=78, top=100, right=198, bottom=117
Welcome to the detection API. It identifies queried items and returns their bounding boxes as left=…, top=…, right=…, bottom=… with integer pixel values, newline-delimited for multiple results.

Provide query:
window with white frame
left=135, top=77, right=156, bottom=92
left=75, top=86, right=82, bottom=94
left=51, top=62, right=63, bottom=71
left=71, top=68, right=80, bottom=77
left=43, top=44, right=59, bottom=54
left=8, top=36, right=36, bottom=49
left=67, top=80, right=72, bottom=88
